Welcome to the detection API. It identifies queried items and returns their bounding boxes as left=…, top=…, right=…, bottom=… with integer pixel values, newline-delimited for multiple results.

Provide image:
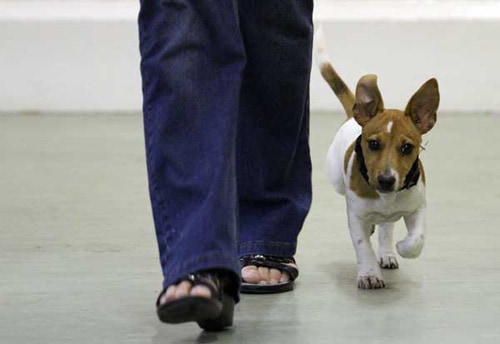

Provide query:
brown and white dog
left=317, top=30, right=440, bottom=289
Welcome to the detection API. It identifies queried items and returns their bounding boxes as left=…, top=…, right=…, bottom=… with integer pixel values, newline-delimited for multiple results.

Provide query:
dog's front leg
left=397, top=207, right=426, bottom=258
left=348, top=214, right=385, bottom=289
left=377, top=222, right=399, bottom=269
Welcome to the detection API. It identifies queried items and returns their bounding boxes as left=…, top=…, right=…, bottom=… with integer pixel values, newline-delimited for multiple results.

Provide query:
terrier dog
left=317, top=31, right=440, bottom=289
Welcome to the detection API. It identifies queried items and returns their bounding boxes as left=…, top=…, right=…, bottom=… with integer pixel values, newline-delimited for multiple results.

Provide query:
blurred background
left=2, top=2, right=500, bottom=343
left=1, top=0, right=499, bottom=114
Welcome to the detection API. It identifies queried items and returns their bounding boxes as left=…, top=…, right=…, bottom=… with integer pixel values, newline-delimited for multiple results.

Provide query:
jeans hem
left=162, top=251, right=241, bottom=301
left=238, top=241, right=297, bottom=258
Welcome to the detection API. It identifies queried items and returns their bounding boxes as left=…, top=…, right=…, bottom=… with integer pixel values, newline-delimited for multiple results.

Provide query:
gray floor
left=1, top=112, right=499, bottom=343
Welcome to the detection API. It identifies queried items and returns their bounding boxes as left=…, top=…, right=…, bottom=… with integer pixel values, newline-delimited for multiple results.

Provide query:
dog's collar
left=354, top=135, right=420, bottom=191
left=355, top=135, right=371, bottom=185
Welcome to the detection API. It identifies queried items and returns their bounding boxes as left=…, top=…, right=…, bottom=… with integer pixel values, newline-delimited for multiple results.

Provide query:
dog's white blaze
left=386, top=121, right=393, bottom=133
left=389, top=168, right=399, bottom=187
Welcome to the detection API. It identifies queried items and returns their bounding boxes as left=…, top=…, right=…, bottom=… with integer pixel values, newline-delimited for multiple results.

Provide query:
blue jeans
left=138, top=0, right=313, bottom=293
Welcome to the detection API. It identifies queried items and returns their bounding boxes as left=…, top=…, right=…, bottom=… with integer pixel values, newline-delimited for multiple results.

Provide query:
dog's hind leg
left=377, top=222, right=399, bottom=269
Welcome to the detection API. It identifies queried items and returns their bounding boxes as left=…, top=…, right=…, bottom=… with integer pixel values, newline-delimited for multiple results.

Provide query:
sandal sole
left=157, top=297, right=222, bottom=324
left=157, top=295, right=234, bottom=331
left=240, top=281, right=294, bottom=294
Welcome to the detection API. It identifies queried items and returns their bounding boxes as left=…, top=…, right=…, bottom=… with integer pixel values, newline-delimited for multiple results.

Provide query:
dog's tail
left=315, top=27, right=355, bottom=119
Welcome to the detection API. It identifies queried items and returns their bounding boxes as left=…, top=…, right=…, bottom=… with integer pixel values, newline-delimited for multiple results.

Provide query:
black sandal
left=156, top=271, right=236, bottom=331
left=240, top=255, right=299, bottom=294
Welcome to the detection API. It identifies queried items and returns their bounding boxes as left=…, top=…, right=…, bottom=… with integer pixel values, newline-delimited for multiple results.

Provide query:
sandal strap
left=187, top=272, right=221, bottom=298
left=240, top=255, right=299, bottom=281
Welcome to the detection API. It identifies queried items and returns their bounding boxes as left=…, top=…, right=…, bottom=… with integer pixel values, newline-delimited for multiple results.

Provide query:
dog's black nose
left=377, top=175, right=396, bottom=192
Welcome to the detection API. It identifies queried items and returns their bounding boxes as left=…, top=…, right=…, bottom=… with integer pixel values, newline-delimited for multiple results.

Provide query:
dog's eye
left=401, top=143, right=414, bottom=155
left=367, top=140, right=381, bottom=151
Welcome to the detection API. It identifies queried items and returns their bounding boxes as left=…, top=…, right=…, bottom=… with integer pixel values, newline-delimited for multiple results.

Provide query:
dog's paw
left=357, top=275, right=386, bottom=289
left=379, top=254, right=399, bottom=269
left=397, top=235, right=424, bottom=258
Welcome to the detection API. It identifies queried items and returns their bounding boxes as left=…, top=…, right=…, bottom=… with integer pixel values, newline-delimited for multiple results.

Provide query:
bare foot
left=158, top=280, right=211, bottom=306
left=241, top=262, right=297, bottom=285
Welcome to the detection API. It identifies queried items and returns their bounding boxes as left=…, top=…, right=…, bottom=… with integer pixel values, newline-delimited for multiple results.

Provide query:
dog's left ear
left=405, top=78, right=440, bottom=134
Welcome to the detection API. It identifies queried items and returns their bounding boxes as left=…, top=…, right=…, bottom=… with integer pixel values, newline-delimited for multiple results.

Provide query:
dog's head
left=352, top=75, right=440, bottom=193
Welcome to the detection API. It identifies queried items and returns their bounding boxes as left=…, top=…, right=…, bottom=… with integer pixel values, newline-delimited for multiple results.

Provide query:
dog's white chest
left=347, top=184, right=426, bottom=225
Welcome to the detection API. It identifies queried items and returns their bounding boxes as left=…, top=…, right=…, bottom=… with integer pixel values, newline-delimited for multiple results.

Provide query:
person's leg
left=236, top=0, right=314, bottom=284
left=138, top=0, right=245, bottom=301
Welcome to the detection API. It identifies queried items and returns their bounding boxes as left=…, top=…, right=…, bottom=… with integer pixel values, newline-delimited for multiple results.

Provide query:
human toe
left=173, top=280, right=192, bottom=300
left=241, top=265, right=261, bottom=284
left=190, top=285, right=212, bottom=299
left=269, top=268, right=282, bottom=284
left=257, top=266, right=270, bottom=284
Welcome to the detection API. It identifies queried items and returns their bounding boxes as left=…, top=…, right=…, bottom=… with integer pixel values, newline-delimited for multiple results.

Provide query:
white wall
left=312, top=1, right=500, bottom=114
left=1, top=1, right=500, bottom=113
left=0, top=1, right=141, bottom=113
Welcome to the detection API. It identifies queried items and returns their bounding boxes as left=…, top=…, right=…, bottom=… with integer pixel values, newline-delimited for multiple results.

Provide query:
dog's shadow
left=325, top=260, right=422, bottom=305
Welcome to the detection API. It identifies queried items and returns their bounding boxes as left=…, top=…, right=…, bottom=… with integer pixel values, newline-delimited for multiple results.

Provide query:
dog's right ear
left=353, top=75, right=385, bottom=126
